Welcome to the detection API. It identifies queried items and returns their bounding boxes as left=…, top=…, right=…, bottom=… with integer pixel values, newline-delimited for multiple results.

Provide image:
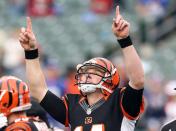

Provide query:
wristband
left=25, top=49, right=39, bottom=59
left=117, top=36, right=133, bottom=48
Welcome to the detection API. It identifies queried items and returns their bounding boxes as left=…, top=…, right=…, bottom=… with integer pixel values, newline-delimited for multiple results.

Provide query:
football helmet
left=0, top=76, right=31, bottom=116
left=75, top=57, right=120, bottom=95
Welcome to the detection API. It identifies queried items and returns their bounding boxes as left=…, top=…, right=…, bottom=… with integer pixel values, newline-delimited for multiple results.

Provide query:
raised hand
left=112, top=6, right=130, bottom=39
left=19, top=17, right=37, bottom=50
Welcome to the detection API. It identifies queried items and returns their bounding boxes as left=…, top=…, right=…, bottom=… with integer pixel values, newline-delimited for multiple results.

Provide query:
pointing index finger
left=116, top=6, right=120, bottom=17
left=26, top=17, right=32, bottom=32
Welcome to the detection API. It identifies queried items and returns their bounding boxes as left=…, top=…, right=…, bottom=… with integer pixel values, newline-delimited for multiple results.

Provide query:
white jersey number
left=74, top=124, right=104, bottom=131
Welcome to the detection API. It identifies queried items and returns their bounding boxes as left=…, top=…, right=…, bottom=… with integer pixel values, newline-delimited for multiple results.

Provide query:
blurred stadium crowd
left=0, top=0, right=176, bottom=130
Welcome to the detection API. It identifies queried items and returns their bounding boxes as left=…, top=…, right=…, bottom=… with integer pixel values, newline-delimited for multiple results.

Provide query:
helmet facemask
left=75, top=63, right=115, bottom=95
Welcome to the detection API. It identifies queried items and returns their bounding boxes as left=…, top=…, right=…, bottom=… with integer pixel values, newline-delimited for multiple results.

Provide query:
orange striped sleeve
left=62, top=96, right=69, bottom=127
left=120, top=87, right=145, bottom=120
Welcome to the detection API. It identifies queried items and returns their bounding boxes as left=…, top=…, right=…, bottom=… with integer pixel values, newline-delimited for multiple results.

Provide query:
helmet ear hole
left=3, top=103, right=8, bottom=107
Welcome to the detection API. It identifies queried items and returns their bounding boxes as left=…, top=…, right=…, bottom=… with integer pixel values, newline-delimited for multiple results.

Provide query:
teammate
left=161, top=88, right=176, bottom=131
left=19, top=5, right=145, bottom=131
left=0, top=76, right=50, bottom=131
left=161, top=119, right=176, bottom=131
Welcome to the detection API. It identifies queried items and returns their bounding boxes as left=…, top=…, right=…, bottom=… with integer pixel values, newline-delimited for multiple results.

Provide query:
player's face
left=77, top=66, right=105, bottom=85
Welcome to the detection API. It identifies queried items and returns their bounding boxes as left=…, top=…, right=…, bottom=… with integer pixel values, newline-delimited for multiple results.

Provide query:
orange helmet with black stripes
left=75, top=57, right=120, bottom=96
left=0, top=76, right=31, bottom=116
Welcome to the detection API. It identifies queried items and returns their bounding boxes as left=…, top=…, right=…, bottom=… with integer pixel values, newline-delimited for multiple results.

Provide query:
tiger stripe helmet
left=0, top=76, right=31, bottom=116
left=75, top=57, right=120, bottom=96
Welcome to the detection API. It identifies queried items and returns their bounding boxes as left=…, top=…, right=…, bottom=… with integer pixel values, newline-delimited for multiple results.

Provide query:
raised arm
left=112, top=6, right=145, bottom=120
left=19, top=17, right=48, bottom=102
left=112, top=6, right=144, bottom=90
left=19, top=17, right=68, bottom=125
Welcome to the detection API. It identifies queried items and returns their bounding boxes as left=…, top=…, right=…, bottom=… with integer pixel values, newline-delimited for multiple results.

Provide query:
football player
left=19, top=5, right=145, bottom=131
left=161, top=119, right=176, bottom=131
left=0, top=76, right=50, bottom=131
left=161, top=88, right=176, bottom=131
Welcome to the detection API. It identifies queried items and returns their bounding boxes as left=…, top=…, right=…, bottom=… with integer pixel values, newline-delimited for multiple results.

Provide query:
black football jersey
left=64, top=88, right=136, bottom=131
left=41, top=84, right=144, bottom=131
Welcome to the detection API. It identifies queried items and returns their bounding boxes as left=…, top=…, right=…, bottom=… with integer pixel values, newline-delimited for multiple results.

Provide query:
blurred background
left=0, top=0, right=176, bottom=130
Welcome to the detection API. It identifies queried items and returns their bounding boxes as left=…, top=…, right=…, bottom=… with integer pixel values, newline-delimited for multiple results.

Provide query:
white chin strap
left=78, top=81, right=113, bottom=95
left=78, top=84, right=99, bottom=94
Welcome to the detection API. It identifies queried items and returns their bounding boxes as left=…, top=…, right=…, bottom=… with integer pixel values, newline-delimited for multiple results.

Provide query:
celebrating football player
left=19, top=5, right=145, bottom=131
